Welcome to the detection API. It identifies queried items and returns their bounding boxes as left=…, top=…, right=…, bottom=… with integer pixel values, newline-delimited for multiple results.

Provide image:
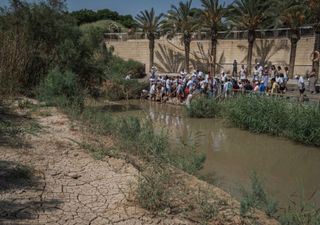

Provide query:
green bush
left=80, top=20, right=127, bottom=35
left=223, top=95, right=289, bottom=135
left=115, top=117, right=169, bottom=161
left=0, top=1, right=80, bottom=95
left=287, top=105, right=320, bottom=146
left=106, top=57, right=146, bottom=79
left=186, top=97, right=221, bottom=118
left=38, top=68, right=84, bottom=113
left=104, top=79, right=148, bottom=101
left=137, top=167, right=171, bottom=212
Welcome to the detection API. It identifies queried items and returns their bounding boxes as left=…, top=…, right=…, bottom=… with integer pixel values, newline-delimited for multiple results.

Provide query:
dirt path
left=0, top=108, right=191, bottom=225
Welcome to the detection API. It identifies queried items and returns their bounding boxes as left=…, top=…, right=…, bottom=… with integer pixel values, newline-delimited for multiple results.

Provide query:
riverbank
left=185, top=94, right=320, bottom=147
left=101, top=99, right=320, bottom=204
left=0, top=98, right=279, bottom=225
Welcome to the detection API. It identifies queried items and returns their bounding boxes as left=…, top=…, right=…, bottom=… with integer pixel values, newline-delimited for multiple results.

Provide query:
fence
left=104, top=26, right=315, bottom=42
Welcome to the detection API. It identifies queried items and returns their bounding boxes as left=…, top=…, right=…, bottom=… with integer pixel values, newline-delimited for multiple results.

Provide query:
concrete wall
left=106, top=36, right=315, bottom=75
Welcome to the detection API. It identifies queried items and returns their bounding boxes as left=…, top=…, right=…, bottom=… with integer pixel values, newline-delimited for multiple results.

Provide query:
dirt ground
left=0, top=104, right=280, bottom=225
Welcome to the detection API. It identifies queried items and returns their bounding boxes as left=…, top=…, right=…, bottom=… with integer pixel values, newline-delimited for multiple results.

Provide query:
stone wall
left=106, top=36, right=315, bottom=75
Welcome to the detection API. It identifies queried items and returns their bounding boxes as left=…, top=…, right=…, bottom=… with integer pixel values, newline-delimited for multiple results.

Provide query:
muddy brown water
left=103, top=100, right=320, bottom=206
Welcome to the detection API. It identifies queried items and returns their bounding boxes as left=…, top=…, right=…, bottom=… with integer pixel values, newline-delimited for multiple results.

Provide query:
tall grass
left=186, top=95, right=320, bottom=146
left=287, top=105, right=320, bottom=146
left=186, top=97, right=221, bottom=118
left=279, top=189, right=320, bottom=225
left=240, top=172, right=320, bottom=225
left=240, top=172, right=278, bottom=218
left=223, top=95, right=289, bottom=135
left=220, top=95, right=320, bottom=146
left=137, top=166, right=172, bottom=212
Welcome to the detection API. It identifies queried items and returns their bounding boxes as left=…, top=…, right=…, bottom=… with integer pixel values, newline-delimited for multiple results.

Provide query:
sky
left=0, top=0, right=233, bottom=16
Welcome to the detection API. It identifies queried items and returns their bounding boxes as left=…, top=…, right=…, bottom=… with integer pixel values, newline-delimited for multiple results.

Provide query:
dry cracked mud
left=0, top=108, right=194, bottom=225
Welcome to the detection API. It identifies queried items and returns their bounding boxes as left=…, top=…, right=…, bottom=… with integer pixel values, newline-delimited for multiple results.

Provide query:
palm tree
left=237, top=39, right=290, bottom=66
left=135, top=8, right=163, bottom=72
left=308, top=0, right=320, bottom=77
left=154, top=43, right=185, bottom=73
left=200, top=0, right=226, bottom=76
left=228, top=0, right=271, bottom=76
left=164, top=0, right=198, bottom=73
left=277, top=0, right=306, bottom=78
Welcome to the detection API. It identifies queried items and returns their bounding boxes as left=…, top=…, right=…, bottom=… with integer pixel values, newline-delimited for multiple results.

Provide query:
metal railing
left=104, top=26, right=315, bottom=42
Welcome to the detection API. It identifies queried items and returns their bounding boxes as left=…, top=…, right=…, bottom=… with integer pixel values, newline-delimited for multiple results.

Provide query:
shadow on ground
left=0, top=160, right=63, bottom=223
left=0, top=199, right=62, bottom=221
left=0, top=160, right=37, bottom=191
left=0, top=105, right=36, bottom=149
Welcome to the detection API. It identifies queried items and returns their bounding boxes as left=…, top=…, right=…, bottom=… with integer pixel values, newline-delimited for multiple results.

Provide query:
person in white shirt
left=258, top=66, right=263, bottom=80
left=221, top=71, right=227, bottom=83
left=296, top=75, right=305, bottom=101
left=149, top=83, right=156, bottom=101
left=166, top=78, right=172, bottom=95
left=240, top=65, right=247, bottom=81
left=180, top=69, right=187, bottom=78
left=253, top=66, right=259, bottom=81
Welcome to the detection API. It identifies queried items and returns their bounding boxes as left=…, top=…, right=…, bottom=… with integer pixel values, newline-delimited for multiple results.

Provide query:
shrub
left=137, top=167, right=171, bottom=212
left=0, top=1, right=79, bottom=95
left=104, top=79, right=148, bottom=101
left=170, top=134, right=206, bottom=175
left=106, top=56, right=146, bottom=79
left=223, top=95, right=289, bottom=135
left=280, top=190, right=320, bottom=225
left=38, top=68, right=84, bottom=113
left=287, top=105, right=320, bottom=146
left=196, top=190, right=218, bottom=222
left=240, top=172, right=278, bottom=218
left=186, top=97, right=221, bottom=118
left=115, top=117, right=170, bottom=161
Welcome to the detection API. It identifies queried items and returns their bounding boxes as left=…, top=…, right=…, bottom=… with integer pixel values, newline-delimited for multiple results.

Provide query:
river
left=102, top=99, right=320, bottom=206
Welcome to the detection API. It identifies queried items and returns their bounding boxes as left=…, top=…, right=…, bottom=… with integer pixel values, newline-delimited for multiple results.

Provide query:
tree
left=308, top=0, right=320, bottom=77
left=164, top=0, right=198, bottom=73
left=200, top=0, right=226, bottom=76
left=70, top=9, right=98, bottom=25
left=277, top=0, right=306, bottom=78
left=135, top=8, right=163, bottom=72
left=154, top=44, right=185, bottom=73
left=228, top=0, right=271, bottom=76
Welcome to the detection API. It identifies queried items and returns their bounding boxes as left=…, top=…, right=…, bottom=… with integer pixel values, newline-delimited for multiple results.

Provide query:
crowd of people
left=140, top=62, right=318, bottom=104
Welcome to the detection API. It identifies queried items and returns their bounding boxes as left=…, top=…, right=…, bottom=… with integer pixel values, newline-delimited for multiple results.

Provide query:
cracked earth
left=0, top=107, right=194, bottom=225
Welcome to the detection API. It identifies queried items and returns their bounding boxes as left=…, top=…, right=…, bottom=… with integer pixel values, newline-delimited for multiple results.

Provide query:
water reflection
left=108, top=100, right=320, bottom=206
